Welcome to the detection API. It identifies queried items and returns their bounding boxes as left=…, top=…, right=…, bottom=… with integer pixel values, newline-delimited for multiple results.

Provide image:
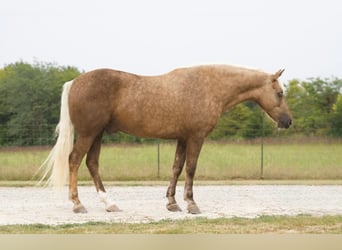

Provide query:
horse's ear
left=272, top=69, right=285, bottom=81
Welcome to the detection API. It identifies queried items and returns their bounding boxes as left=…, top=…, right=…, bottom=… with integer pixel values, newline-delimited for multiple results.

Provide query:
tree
left=330, top=94, right=342, bottom=136
left=239, top=103, right=274, bottom=139
left=0, top=61, right=80, bottom=145
left=210, top=102, right=274, bottom=140
left=285, top=78, right=342, bottom=136
left=209, top=103, right=252, bottom=140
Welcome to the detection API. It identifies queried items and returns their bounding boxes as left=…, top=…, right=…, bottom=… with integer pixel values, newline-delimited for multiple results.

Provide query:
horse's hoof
left=187, top=203, right=201, bottom=214
left=106, top=204, right=121, bottom=212
left=166, top=202, right=182, bottom=212
left=73, top=203, right=88, bottom=213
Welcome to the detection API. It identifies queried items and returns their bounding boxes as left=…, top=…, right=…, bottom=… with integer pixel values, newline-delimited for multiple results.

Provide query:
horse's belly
left=117, top=119, right=184, bottom=139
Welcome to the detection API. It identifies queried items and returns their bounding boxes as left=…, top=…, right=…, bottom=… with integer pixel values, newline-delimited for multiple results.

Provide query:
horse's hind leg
left=69, top=135, right=95, bottom=213
left=166, top=139, right=186, bottom=212
left=86, top=131, right=120, bottom=212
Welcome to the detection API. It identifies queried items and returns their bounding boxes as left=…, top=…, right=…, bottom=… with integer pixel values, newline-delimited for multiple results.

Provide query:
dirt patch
left=1, top=185, right=342, bottom=225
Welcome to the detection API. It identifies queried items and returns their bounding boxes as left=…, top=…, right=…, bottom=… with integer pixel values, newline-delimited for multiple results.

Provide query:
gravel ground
left=1, top=185, right=342, bottom=225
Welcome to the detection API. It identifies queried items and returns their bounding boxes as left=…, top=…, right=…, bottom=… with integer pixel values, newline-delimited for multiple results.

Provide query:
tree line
left=0, top=61, right=341, bottom=146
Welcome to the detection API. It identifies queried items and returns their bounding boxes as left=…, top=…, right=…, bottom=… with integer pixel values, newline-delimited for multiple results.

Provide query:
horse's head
left=255, top=69, right=292, bottom=129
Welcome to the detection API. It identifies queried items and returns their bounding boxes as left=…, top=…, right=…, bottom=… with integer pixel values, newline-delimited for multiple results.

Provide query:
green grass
left=1, top=215, right=342, bottom=234
left=0, top=142, right=341, bottom=181
left=1, top=143, right=341, bottom=235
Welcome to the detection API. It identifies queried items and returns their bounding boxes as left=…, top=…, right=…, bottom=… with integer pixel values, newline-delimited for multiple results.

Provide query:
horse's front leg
left=166, top=139, right=186, bottom=212
left=183, top=136, right=204, bottom=214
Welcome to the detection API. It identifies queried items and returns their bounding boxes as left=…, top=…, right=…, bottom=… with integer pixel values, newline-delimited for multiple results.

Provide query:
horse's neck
left=218, top=69, right=267, bottom=111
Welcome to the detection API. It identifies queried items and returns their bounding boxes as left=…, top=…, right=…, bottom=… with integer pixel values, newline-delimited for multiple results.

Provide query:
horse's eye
left=277, top=91, right=284, bottom=98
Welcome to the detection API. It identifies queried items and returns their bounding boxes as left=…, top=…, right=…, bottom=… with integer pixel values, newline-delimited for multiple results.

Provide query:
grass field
left=1, top=142, right=341, bottom=235
left=0, top=141, right=341, bottom=181
left=1, top=215, right=342, bottom=234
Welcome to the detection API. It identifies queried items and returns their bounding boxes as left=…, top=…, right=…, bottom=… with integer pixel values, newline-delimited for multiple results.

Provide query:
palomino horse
left=39, top=65, right=292, bottom=214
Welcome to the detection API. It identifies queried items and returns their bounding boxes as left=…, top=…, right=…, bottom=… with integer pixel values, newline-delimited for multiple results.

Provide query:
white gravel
left=1, top=185, right=342, bottom=225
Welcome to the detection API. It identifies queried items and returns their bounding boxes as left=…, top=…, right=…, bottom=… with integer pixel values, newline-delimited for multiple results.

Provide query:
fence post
left=260, top=111, right=264, bottom=179
left=157, top=140, right=160, bottom=178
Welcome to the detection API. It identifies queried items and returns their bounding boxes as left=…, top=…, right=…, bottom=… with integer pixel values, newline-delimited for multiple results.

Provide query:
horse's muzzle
left=277, top=113, right=292, bottom=129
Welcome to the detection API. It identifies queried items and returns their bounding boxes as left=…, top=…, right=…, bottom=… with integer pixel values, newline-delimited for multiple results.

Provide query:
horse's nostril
left=288, top=119, right=292, bottom=126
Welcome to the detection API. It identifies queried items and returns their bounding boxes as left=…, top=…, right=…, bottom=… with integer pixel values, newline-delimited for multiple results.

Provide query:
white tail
left=37, top=80, right=74, bottom=188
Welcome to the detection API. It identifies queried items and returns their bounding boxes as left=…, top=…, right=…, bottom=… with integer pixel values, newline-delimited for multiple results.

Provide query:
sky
left=1, top=0, right=341, bottom=82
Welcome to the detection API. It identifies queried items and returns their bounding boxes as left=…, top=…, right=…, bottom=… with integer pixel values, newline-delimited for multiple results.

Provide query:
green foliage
left=210, top=102, right=275, bottom=140
left=330, top=94, right=342, bottom=136
left=0, top=61, right=80, bottom=145
left=0, top=60, right=342, bottom=146
left=210, top=76, right=342, bottom=140
left=209, top=103, right=252, bottom=139
left=285, top=77, right=342, bottom=136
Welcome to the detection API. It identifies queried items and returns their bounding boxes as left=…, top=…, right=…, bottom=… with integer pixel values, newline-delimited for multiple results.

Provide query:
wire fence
left=1, top=128, right=342, bottom=181
left=1, top=127, right=340, bottom=147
